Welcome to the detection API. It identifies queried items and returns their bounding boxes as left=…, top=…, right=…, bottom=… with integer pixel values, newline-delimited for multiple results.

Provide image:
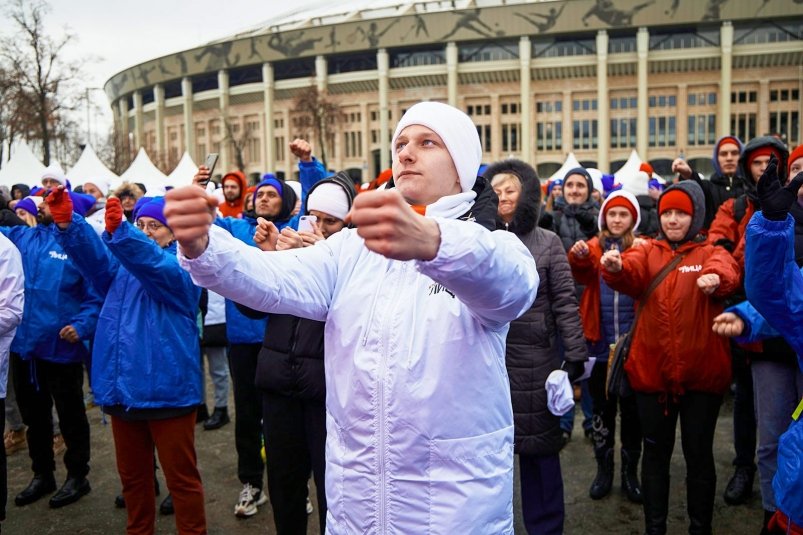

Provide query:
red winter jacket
left=602, top=238, right=740, bottom=395
left=569, top=236, right=607, bottom=343
left=707, top=196, right=757, bottom=269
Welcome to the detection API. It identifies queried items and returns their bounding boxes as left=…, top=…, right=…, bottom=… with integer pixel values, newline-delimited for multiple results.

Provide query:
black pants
left=588, top=360, right=642, bottom=458
left=12, top=354, right=90, bottom=479
left=636, top=391, right=722, bottom=535
left=733, top=350, right=757, bottom=469
left=261, top=391, right=327, bottom=535
left=228, top=343, right=264, bottom=488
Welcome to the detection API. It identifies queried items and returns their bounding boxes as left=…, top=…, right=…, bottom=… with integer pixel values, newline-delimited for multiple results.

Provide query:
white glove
left=545, top=370, right=575, bottom=416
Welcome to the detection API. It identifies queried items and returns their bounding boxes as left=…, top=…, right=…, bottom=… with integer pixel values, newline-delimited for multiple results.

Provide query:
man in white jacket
left=0, top=232, right=25, bottom=529
left=165, top=101, right=539, bottom=534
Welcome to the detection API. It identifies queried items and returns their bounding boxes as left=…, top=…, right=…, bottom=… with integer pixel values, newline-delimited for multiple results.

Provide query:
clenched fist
left=164, top=186, right=219, bottom=258
left=696, top=273, right=720, bottom=295
left=712, top=312, right=745, bottom=337
left=600, top=248, right=622, bottom=273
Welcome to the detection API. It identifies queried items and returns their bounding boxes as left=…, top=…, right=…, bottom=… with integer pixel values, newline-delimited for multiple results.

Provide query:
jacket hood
left=483, top=158, right=541, bottom=235
left=739, top=136, right=789, bottom=195
left=711, top=135, right=744, bottom=177
left=658, top=180, right=705, bottom=243
left=220, top=171, right=247, bottom=216
left=113, top=182, right=144, bottom=203
left=598, top=190, right=641, bottom=233
left=11, top=183, right=30, bottom=199
left=305, top=171, right=358, bottom=225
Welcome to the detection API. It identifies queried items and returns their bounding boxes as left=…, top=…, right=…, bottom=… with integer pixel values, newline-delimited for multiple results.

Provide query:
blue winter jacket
left=56, top=214, right=202, bottom=409
left=214, top=158, right=327, bottom=344
left=744, top=212, right=803, bottom=368
left=0, top=224, right=102, bottom=364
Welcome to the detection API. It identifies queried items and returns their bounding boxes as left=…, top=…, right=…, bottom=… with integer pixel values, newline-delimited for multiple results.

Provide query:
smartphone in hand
left=298, top=215, right=317, bottom=233
left=200, top=153, right=219, bottom=186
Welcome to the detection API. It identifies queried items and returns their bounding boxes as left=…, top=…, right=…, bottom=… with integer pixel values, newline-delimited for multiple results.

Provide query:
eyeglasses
left=136, top=220, right=165, bottom=232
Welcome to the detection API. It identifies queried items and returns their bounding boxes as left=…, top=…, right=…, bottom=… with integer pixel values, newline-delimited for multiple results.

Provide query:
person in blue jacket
left=47, top=188, right=207, bottom=535
left=0, top=197, right=102, bottom=510
left=712, top=156, right=803, bottom=534
left=192, top=138, right=327, bottom=518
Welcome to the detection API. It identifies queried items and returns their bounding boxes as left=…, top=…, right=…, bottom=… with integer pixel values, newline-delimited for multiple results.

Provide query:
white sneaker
left=234, top=483, right=267, bottom=517
left=306, top=496, right=313, bottom=515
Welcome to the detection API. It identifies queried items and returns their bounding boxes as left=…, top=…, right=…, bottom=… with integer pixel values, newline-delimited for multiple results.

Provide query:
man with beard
left=0, top=187, right=103, bottom=510
left=191, top=138, right=325, bottom=518
left=218, top=171, right=247, bottom=219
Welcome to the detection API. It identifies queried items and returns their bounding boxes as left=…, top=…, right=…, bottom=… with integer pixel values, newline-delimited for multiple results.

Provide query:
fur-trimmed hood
left=483, top=159, right=541, bottom=236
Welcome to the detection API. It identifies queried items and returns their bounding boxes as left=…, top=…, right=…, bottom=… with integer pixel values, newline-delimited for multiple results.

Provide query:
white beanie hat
left=598, top=189, right=641, bottom=232
left=41, top=167, right=67, bottom=186
left=307, top=182, right=350, bottom=221
left=286, top=180, right=302, bottom=200
left=84, top=177, right=111, bottom=197
left=391, top=101, right=481, bottom=193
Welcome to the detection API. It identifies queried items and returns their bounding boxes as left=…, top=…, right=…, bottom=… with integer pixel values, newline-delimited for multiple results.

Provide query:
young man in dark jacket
left=673, top=135, right=745, bottom=229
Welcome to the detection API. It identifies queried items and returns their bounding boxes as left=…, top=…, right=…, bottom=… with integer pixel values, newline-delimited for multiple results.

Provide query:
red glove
left=45, top=187, right=73, bottom=224
left=105, top=197, right=124, bottom=234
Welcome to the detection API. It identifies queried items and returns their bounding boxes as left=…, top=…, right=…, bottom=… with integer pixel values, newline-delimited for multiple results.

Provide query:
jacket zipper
left=613, top=291, right=620, bottom=340
left=362, top=260, right=391, bottom=346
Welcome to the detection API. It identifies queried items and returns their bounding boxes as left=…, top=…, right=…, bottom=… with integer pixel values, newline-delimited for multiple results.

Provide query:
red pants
left=111, top=412, right=206, bottom=535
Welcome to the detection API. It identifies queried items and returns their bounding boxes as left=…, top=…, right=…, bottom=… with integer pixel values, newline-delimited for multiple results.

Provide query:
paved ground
left=3, top=392, right=764, bottom=534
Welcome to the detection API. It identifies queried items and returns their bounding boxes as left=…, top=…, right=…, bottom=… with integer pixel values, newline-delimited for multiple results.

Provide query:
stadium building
left=104, top=0, right=803, bottom=183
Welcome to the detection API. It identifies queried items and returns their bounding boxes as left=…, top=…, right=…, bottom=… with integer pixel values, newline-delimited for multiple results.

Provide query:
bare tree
left=95, top=126, right=133, bottom=175
left=294, top=85, right=340, bottom=169
left=0, top=0, right=84, bottom=165
left=223, top=116, right=251, bottom=172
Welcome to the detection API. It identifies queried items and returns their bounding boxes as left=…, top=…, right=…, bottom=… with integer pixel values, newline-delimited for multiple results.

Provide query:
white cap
left=307, top=182, right=350, bottom=221
left=391, top=101, right=481, bottom=193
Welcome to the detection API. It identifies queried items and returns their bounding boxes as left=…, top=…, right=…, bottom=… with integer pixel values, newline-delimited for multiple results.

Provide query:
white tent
left=0, top=142, right=46, bottom=188
left=66, top=144, right=118, bottom=190
left=167, top=152, right=198, bottom=187
left=614, top=150, right=665, bottom=195
left=548, top=152, right=582, bottom=183
left=116, top=148, right=169, bottom=196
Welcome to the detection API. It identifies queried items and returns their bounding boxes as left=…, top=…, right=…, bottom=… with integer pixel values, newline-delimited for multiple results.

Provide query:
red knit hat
left=603, top=195, right=638, bottom=222
left=747, top=146, right=781, bottom=170
left=639, top=162, right=654, bottom=177
left=788, top=145, right=803, bottom=177
left=658, top=189, right=693, bottom=216
left=717, top=136, right=740, bottom=152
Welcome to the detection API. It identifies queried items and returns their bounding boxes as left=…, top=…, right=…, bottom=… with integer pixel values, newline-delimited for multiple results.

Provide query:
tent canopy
left=167, top=152, right=198, bottom=187
left=548, top=153, right=582, bottom=183
left=115, top=148, right=169, bottom=196
left=0, top=142, right=46, bottom=189
left=66, top=144, right=118, bottom=190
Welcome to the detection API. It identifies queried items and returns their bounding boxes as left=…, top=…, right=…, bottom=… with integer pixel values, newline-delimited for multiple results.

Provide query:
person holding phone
left=165, top=101, right=538, bottom=533
left=192, top=139, right=327, bottom=518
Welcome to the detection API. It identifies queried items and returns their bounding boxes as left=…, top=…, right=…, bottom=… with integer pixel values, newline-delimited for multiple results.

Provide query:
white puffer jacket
left=181, top=217, right=538, bottom=534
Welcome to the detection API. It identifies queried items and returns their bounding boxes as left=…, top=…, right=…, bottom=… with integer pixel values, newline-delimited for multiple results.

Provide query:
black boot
left=159, top=493, right=174, bottom=515
left=15, top=473, right=56, bottom=506
left=723, top=465, right=754, bottom=505
left=589, top=449, right=614, bottom=500
left=196, top=404, right=209, bottom=424
left=621, top=449, right=643, bottom=504
left=203, top=406, right=230, bottom=431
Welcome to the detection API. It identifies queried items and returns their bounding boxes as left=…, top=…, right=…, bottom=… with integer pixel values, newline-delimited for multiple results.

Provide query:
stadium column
left=182, top=77, right=195, bottom=162
left=677, top=84, right=688, bottom=152
left=377, top=48, right=390, bottom=171
left=519, top=36, right=532, bottom=165
left=133, top=90, right=144, bottom=151
left=118, top=98, right=130, bottom=157
left=596, top=30, right=609, bottom=173
left=263, top=63, right=275, bottom=175
left=758, top=80, right=770, bottom=138
left=360, top=101, right=369, bottom=181
left=636, top=27, right=649, bottom=160
left=447, top=42, right=458, bottom=107
left=154, top=84, right=165, bottom=158
left=718, top=21, right=733, bottom=139
left=218, top=69, right=230, bottom=173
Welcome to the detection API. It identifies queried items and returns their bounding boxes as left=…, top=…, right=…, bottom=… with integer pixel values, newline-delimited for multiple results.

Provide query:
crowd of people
left=0, top=100, right=800, bottom=535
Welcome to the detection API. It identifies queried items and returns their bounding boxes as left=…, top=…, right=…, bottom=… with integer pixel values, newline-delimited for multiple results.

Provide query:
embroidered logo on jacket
left=428, top=283, right=455, bottom=298
left=49, top=250, right=68, bottom=261
left=678, top=264, right=702, bottom=273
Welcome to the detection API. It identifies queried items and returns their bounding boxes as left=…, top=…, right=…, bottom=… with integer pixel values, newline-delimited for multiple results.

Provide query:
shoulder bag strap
left=629, top=252, right=688, bottom=333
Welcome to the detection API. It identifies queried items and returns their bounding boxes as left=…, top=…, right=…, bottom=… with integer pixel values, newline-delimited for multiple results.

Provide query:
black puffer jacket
left=485, top=159, right=587, bottom=456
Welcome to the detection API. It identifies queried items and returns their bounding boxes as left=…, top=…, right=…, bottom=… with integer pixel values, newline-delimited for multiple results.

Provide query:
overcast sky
left=0, top=0, right=321, bottom=137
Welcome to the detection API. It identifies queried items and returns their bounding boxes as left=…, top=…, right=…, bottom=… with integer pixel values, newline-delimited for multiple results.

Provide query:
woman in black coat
left=486, top=159, right=588, bottom=535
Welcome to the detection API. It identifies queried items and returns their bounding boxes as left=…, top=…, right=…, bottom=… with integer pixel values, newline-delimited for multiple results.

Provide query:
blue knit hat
left=132, top=196, right=153, bottom=219
left=253, top=173, right=282, bottom=205
left=15, top=197, right=40, bottom=217
left=69, top=192, right=97, bottom=216
left=135, top=197, right=168, bottom=227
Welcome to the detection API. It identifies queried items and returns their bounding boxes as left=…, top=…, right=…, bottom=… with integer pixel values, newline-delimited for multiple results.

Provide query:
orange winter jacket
left=602, top=238, right=741, bottom=395
left=569, top=236, right=606, bottom=343
left=219, top=171, right=247, bottom=218
left=707, top=196, right=757, bottom=268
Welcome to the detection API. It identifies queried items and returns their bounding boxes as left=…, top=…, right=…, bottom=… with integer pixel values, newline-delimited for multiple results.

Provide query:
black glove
left=561, top=360, right=585, bottom=383
left=758, top=155, right=803, bottom=221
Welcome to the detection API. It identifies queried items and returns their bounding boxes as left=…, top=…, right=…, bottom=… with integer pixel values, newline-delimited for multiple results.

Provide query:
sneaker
left=4, top=428, right=27, bottom=455
left=234, top=483, right=267, bottom=518
left=52, top=434, right=66, bottom=456
left=306, top=496, right=313, bottom=515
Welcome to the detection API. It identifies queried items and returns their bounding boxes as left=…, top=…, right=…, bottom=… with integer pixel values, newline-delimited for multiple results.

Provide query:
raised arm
left=56, top=213, right=119, bottom=296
